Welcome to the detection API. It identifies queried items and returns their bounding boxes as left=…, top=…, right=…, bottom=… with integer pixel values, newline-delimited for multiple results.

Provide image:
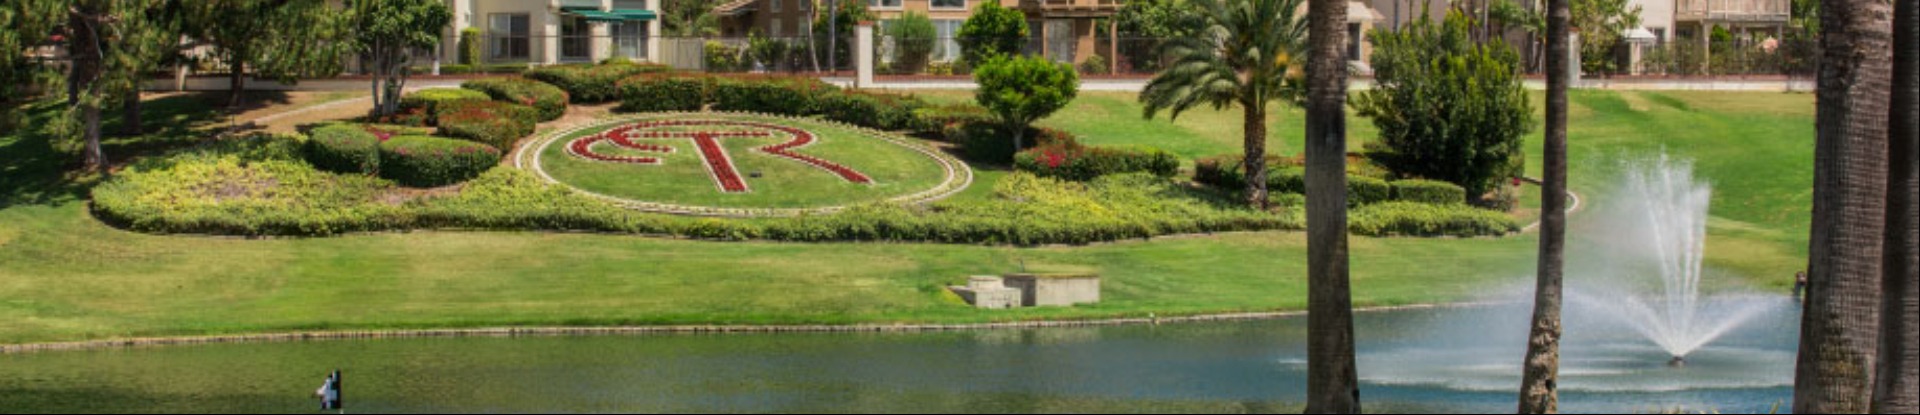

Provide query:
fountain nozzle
left=1667, top=356, right=1686, bottom=368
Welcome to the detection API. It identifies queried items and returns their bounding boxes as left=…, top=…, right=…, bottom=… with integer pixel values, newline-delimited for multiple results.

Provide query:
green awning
left=611, top=9, right=658, bottom=20
left=562, top=6, right=657, bottom=22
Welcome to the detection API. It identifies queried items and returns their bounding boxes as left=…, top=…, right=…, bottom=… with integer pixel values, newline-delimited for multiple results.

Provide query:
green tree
left=664, top=0, right=721, bottom=36
left=1795, top=0, right=1893, bottom=411
left=811, top=0, right=871, bottom=70
left=1570, top=0, right=1640, bottom=74
left=957, top=2, right=1027, bottom=68
left=1518, top=0, right=1572, bottom=410
left=345, top=0, right=452, bottom=118
left=1352, top=12, right=1533, bottom=198
left=973, top=55, right=1078, bottom=157
left=887, top=12, right=937, bottom=73
left=1304, top=0, right=1359, bottom=409
left=0, top=1, right=65, bottom=117
left=1113, top=0, right=1201, bottom=72
left=182, top=0, right=345, bottom=107
left=1139, top=0, right=1307, bottom=207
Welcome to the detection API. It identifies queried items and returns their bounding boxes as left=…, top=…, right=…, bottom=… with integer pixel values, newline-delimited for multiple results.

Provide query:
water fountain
left=1575, top=155, right=1778, bottom=364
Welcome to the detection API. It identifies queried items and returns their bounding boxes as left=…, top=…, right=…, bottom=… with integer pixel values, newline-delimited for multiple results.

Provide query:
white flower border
left=518, top=112, right=974, bottom=218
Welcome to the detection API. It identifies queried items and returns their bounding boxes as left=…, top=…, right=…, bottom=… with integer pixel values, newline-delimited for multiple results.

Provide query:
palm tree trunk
left=1304, top=0, right=1358, bottom=412
left=1244, top=101, right=1270, bottom=208
left=1875, top=0, right=1920, bottom=410
left=1517, top=0, right=1570, bottom=411
left=1795, top=0, right=1894, bottom=412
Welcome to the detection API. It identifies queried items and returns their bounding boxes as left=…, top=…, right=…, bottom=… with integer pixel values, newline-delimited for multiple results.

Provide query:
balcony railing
left=1021, top=0, right=1124, bottom=14
left=1675, top=0, right=1791, bottom=22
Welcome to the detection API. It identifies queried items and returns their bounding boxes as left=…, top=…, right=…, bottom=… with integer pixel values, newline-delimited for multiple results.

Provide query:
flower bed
left=561, top=119, right=875, bottom=193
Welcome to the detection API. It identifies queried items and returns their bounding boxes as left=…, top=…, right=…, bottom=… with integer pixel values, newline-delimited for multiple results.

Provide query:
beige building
left=440, top=0, right=662, bottom=65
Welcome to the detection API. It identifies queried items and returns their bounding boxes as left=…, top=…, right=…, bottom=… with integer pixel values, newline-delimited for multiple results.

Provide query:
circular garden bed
left=522, top=113, right=972, bottom=217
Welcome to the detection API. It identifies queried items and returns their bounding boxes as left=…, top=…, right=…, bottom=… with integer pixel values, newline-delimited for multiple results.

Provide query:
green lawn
left=0, top=88, right=1815, bottom=345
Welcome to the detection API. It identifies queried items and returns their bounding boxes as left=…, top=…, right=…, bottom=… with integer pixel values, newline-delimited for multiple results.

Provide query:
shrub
left=461, top=77, right=569, bottom=121
left=524, top=62, right=672, bottom=103
left=1352, top=11, right=1532, bottom=196
left=748, top=33, right=792, bottom=72
left=1349, top=201, right=1520, bottom=237
left=957, top=2, right=1028, bottom=67
left=91, top=139, right=410, bottom=236
left=887, top=12, right=938, bottom=73
left=458, top=27, right=482, bottom=66
left=1347, top=175, right=1391, bottom=206
left=703, top=40, right=745, bottom=72
left=1193, top=154, right=1290, bottom=189
left=910, top=103, right=993, bottom=134
left=305, top=124, right=382, bottom=174
left=434, top=100, right=538, bottom=151
left=946, top=122, right=1079, bottom=163
left=615, top=74, right=710, bottom=112
left=378, top=135, right=501, bottom=187
left=1079, top=54, right=1110, bottom=75
left=1391, top=179, right=1468, bottom=205
left=709, top=75, right=837, bottom=115
left=816, top=90, right=924, bottom=130
left=973, top=55, right=1078, bottom=153
left=1014, top=144, right=1180, bottom=181
left=396, top=88, right=490, bottom=125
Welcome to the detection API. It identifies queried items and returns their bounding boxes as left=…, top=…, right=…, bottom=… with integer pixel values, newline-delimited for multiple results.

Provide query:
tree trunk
left=1795, top=0, right=1893, bottom=412
left=1517, top=0, right=1571, bottom=411
left=1875, top=0, right=1920, bottom=410
left=121, top=89, right=143, bottom=136
left=1304, top=0, right=1358, bottom=412
left=1243, top=101, right=1269, bottom=208
left=68, top=10, right=106, bottom=172
left=228, top=52, right=247, bottom=108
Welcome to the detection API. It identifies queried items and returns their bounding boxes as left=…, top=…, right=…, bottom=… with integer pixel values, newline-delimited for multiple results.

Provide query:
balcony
left=1020, top=0, right=1124, bottom=17
left=1675, top=0, right=1790, bottom=24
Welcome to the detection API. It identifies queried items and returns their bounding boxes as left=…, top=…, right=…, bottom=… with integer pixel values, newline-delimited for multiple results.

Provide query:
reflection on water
left=0, top=304, right=1796, bottom=414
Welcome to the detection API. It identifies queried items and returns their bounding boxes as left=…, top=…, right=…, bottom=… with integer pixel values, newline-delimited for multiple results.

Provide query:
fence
left=1595, top=38, right=1819, bottom=78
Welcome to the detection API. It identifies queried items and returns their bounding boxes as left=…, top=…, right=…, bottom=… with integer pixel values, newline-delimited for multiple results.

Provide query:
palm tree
left=1138, top=0, right=1307, bottom=209
left=1303, top=0, right=1357, bottom=411
left=1517, top=0, right=1570, bottom=411
left=1795, top=0, right=1893, bottom=412
left=1875, top=0, right=1919, bottom=411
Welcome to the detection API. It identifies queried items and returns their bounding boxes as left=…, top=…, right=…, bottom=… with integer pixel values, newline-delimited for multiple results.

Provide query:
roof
left=713, top=0, right=758, bottom=16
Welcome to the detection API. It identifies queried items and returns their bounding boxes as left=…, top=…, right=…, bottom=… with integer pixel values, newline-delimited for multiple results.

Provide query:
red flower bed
left=564, top=119, right=874, bottom=191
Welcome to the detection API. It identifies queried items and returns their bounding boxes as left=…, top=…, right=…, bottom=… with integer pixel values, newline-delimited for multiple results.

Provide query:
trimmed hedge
left=615, top=74, right=710, bottom=112
left=1391, top=179, right=1468, bottom=205
left=525, top=62, right=672, bottom=103
left=1014, top=144, right=1180, bottom=181
left=461, top=77, right=569, bottom=121
left=1348, top=176, right=1391, bottom=206
left=434, top=100, right=538, bottom=151
left=1349, top=201, right=1520, bottom=237
left=816, top=90, right=924, bottom=131
left=1193, top=155, right=1392, bottom=206
left=397, top=88, right=490, bottom=125
left=910, top=103, right=993, bottom=134
left=378, top=135, right=502, bottom=187
left=305, top=124, right=382, bottom=174
left=943, top=122, right=1079, bottom=164
left=709, top=75, right=837, bottom=115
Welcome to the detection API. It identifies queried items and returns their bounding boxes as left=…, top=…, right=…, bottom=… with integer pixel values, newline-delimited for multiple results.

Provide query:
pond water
left=0, top=302, right=1798, bottom=414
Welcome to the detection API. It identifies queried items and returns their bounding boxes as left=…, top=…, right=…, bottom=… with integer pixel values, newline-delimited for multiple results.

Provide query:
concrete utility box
left=951, top=276, right=1022, bottom=309
left=1001, top=274, right=1102, bottom=307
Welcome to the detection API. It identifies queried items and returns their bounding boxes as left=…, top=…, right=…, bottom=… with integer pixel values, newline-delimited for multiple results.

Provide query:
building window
left=1346, top=23, right=1362, bottom=60
left=870, top=0, right=902, bottom=9
left=771, top=19, right=784, bottom=37
left=489, top=13, right=530, bottom=61
left=561, top=15, right=590, bottom=61
left=772, top=0, right=782, bottom=12
left=932, top=0, right=965, bottom=10
left=615, top=21, right=647, bottom=60
left=934, top=20, right=962, bottom=61
left=1651, top=27, right=1668, bottom=44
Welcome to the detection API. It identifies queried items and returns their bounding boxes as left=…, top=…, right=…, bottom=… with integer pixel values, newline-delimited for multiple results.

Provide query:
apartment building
left=440, top=0, right=662, bottom=65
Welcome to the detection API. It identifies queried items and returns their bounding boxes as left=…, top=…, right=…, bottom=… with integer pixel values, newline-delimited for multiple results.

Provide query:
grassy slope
left=0, top=89, right=1813, bottom=344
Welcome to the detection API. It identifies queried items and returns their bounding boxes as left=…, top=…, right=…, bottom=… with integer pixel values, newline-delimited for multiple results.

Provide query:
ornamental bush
left=1347, top=175, right=1391, bottom=206
left=816, top=90, right=924, bottom=130
left=396, top=88, right=490, bottom=125
left=910, top=103, right=992, bottom=134
left=1352, top=11, right=1532, bottom=196
left=378, top=135, right=501, bottom=187
left=957, top=2, right=1028, bottom=67
left=461, top=77, right=569, bottom=121
left=524, top=62, right=672, bottom=103
left=1194, top=154, right=1392, bottom=206
left=434, top=100, right=538, bottom=151
left=1391, top=179, right=1468, bottom=205
left=615, top=74, right=710, bottom=112
left=1349, top=201, right=1520, bottom=237
left=709, top=75, right=838, bottom=115
left=1014, top=144, right=1180, bottom=181
left=305, top=124, right=382, bottom=174
left=945, top=121, right=1079, bottom=163
left=973, top=55, right=1078, bottom=153
left=887, top=12, right=938, bottom=73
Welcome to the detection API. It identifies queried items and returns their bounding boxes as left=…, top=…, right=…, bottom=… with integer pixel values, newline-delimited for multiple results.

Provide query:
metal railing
left=1602, top=38, right=1818, bottom=77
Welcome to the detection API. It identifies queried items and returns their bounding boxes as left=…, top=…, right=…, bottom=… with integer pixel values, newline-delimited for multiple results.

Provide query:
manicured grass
left=537, top=114, right=953, bottom=209
left=0, top=88, right=1815, bottom=345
